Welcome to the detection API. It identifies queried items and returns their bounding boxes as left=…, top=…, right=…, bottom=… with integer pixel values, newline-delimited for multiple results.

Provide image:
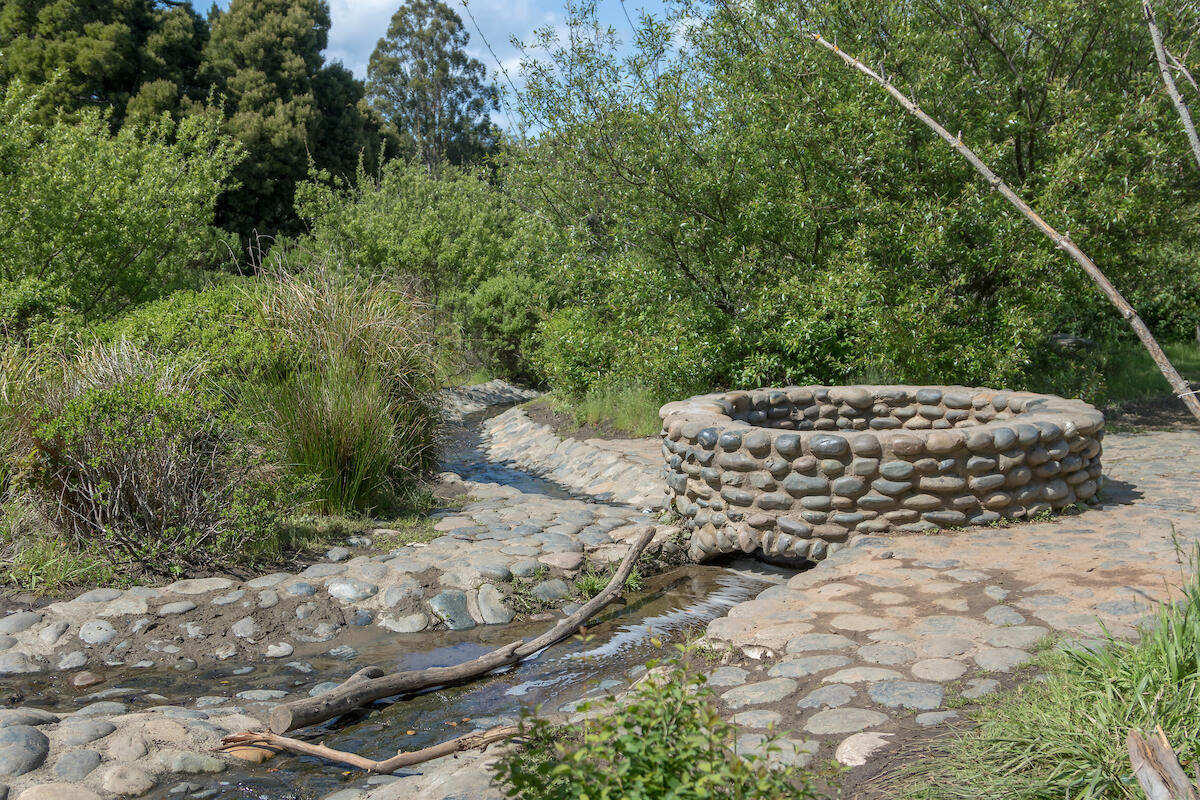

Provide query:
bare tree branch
left=802, top=28, right=1200, bottom=425
left=1145, top=0, right=1200, bottom=173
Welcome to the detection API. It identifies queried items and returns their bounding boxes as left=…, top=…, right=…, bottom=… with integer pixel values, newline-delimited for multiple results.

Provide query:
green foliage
left=1096, top=341, right=1200, bottom=407
left=367, top=0, right=499, bottom=169
left=9, top=343, right=301, bottom=576
left=248, top=265, right=443, bottom=513
left=0, top=0, right=210, bottom=126
left=491, top=659, right=819, bottom=799
left=908, top=559, right=1200, bottom=800
left=202, top=0, right=392, bottom=237
left=92, top=279, right=300, bottom=392
left=0, top=82, right=241, bottom=335
left=295, top=158, right=555, bottom=381
left=507, top=0, right=1200, bottom=397
left=549, top=386, right=667, bottom=438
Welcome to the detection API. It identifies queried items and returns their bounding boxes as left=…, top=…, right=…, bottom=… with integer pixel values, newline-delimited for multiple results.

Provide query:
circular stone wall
left=659, top=386, right=1105, bottom=563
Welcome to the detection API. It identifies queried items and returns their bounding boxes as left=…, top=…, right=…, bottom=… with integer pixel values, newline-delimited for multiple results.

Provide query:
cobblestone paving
left=3, top=407, right=1197, bottom=800
left=698, top=429, right=1200, bottom=770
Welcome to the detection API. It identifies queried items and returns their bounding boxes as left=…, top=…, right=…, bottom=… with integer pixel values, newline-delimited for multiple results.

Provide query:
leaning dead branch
left=266, top=525, right=657, bottom=734
left=1128, top=726, right=1200, bottom=800
left=219, top=724, right=520, bottom=774
left=1145, top=0, right=1200, bottom=173
left=803, top=30, right=1200, bottom=426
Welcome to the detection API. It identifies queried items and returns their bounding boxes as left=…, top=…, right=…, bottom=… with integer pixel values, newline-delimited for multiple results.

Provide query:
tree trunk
left=802, top=30, right=1200, bottom=426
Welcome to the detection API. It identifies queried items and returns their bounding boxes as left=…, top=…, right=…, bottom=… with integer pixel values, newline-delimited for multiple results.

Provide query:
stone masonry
left=660, top=386, right=1105, bottom=563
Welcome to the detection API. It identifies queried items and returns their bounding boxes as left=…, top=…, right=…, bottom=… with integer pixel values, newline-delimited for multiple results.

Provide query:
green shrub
left=491, top=659, right=819, bottom=800
left=10, top=343, right=300, bottom=576
left=93, top=280, right=302, bottom=393
left=0, top=82, right=241, bottom=337
left=907, top=561, right=1200, bottom=799
left=294, top=159, right=557, bottom=381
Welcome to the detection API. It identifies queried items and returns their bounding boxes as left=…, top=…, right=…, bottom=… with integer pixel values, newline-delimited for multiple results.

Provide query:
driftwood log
left=219, top=724, right=520, bottom=774
left=267, top=525, right=657, bottom=734
left=800, top=25, right=1200, bottom=426
left=1129, top=726, right=1200, bottom=800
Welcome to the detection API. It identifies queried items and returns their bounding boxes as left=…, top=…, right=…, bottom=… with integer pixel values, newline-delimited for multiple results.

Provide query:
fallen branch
left=1128, top=726, right=1199, bottom=800
left=267, top=525, right=657, bottom=733
left=219, top=724, right=519, bottom=774
left=801, top=28, right=1200, bottom=426
left=1145, top=0, right=1200, bottom=174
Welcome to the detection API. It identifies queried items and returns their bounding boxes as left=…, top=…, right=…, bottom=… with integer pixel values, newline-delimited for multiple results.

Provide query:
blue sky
left=206, top=0, right=669, bottom=124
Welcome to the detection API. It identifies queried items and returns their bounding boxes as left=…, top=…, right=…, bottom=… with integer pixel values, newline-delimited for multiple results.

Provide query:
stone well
left=659, top=386, right=1105, bottom=563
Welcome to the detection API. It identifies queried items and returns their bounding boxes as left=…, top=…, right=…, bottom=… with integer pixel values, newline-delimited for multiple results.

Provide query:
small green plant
left=509, top=566, right=551, bottom=615
left=574, top=566, right=645, bottom=600
left=904, top=557, right=1200, bottom=799
left=574, top=570, right=608, bottom=599
left=491, top=658, right=820, bottom=799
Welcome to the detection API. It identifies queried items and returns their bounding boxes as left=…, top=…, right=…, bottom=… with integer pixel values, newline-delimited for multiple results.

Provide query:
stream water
left=8, top=407, right=796, bottom=800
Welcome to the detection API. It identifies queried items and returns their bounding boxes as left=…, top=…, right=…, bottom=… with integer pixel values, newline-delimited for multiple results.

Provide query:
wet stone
left=868, top=680, right=944, bottom=710
left=796, top=684, right=856, bottom=709
left=429, top=590, right=475, bottom=630
left=477, top=584, right=515, bottom=625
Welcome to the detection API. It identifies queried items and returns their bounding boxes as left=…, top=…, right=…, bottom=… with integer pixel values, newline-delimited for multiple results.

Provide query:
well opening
left=658, top=386, right=1105, bottom=563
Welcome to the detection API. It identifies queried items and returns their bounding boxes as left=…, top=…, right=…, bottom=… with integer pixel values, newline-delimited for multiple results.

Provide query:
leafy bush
left=507, top=0, right=1200, bottom=397
left=7, top=342, right=300, bottom=576
left=491, top=659, right=819, bottom=800
left=294, top=159, right=556, bottom=381
left=92, top=280, right=302, bottom=393
left=908, top=560, right=1200, bottom=799
left=0, top=82, right=242, bottom=337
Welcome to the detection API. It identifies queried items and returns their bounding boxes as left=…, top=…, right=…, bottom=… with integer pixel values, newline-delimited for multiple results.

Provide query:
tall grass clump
left=249, top=266, right=442, bottom=513
left=907, top=563, right=1200, bottom=799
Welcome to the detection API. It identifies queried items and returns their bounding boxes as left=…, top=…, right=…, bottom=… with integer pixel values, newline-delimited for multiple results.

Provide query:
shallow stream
left=9, top=406, right=794, bottom=800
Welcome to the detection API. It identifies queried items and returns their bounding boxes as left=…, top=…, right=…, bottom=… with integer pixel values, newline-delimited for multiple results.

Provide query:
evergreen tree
left=0, top=0, right=205, bottom=125
left=202, top=0, right=389, bottom=239
left=368, top=0, right=499, bottom=170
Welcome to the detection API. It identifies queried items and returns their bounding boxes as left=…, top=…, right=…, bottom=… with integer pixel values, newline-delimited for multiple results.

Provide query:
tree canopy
left=368, top=0, right=500, bottom=170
